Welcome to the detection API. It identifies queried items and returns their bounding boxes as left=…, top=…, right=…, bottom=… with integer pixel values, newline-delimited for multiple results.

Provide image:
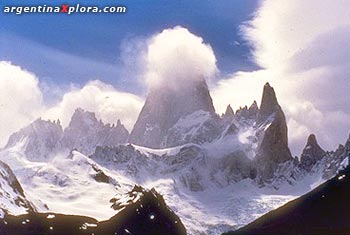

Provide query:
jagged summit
left=257, top=82, right=279, bottom=123
left=255, top=83, right=293, bottom=181
left=5, top=118, right=63, bottom=161
left=5, top=108, right=130, bottom=159
left=307, top=134, right=318, bottom=146
left=69, top=108, right=98, bottom=126
left=300, top=134, right=326, bottom=171
left=249, top=100, right=258, bottom=114
left=224, top=104, right=234, bottom=117
left=63, top=108, right=129, bottom=155
left=130, top=78, right=216, bottom=148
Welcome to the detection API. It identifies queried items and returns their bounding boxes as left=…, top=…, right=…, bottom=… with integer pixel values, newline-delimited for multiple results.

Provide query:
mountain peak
left=4, top=118, right=63, bottom=161
left=70, top=108, right=98, bottom=126
left=257, top=82, right=279, bottom=122
left=300, top=134, right=326, bottom=170
left=130, top=78, right=215, bottom=148
left=307, top=134, right=318, bottom=146
left=63, top=109, right=129, bottom=155
left=224, top=104, right=234, bottom=117
left=255, top=83, right=292, bottom=181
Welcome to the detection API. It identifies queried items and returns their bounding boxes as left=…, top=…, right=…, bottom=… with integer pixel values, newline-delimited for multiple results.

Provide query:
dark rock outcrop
left=255, top=83, right=293, bottom=181
left=129, top=78, right=215, bottom=148
left=0, top=186, right=187, bottom=235
left=257, top=83, right=279, bottom=123
left=104, top=185, right=186, bottom=235
left=300, top=134, right=326, bottom=171
left=223, top=164, right=350, bottom=235
left=222, top=105, right=235, bottom=121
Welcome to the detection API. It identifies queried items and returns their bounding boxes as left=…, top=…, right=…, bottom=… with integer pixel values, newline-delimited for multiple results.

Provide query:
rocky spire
left=129, top=78, right=216, bottom=148
left=300, top=134, right=326, bottom=171
left=63, top=108, right=129, bottom=155
left=224, top=105, right=234, bottom=117
left=255, top=83, right=293, bottom=181
left=257, top=82, right=279, bottom=123
left=248, top=100, right=259, bottom=119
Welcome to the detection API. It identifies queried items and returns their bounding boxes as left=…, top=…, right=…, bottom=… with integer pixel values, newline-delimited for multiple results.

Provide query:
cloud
left=0, top=61, right=144, bottom=147
left=43, top=80, right=143, bottom=130
left=0, top=61, right=44, bottom=146
left=144, top=26, right=218, bottom=90
left=212, top=0, right=350, bottom=155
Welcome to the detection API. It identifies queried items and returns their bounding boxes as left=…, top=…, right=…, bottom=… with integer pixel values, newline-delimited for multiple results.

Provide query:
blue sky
left=0, top=0, right=259, bottom=96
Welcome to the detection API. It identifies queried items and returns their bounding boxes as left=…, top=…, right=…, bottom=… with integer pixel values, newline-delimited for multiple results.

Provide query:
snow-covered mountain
left=0, top=160, right=35, bottom=218
left=63, top=108, right=129, bottom=155
left=0, top=82, right=349, bottom=234
left=129, top=78, right=217, bottom=148
left=5, top=118, right=63, bottom=161
left=4, top=108, right=129, bottom=158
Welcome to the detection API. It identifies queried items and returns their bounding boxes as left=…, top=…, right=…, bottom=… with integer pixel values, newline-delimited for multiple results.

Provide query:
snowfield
left=0, top=139, right=331, bottom=235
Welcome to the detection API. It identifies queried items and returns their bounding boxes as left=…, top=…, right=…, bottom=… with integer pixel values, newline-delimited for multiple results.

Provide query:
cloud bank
left=43, top=80, right=143, bottom=130
left=144, top=26, right=218, bottom=90
left=0, top=62, right=143, bottom=147
left=0, top=62, right=44, bottom=147
left=2, top=10, right=350, bottom=156
left=212, top=0, right=350, bottom=154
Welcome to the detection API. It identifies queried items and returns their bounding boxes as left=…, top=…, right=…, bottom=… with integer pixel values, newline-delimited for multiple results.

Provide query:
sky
left=1, top=0, right=350, bottom=156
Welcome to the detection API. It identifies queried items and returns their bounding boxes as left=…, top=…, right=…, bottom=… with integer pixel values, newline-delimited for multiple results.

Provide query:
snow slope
left=0, top=159, right=35, bottom=218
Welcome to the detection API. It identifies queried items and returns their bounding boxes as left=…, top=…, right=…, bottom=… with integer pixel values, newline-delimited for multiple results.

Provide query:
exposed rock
left=248, top=100, right=259, bottom=119
left=163, top=111, right=223, bottom=147
left=5, top=118, right=63, bottom=161
left=62, top=108, right=129, bottom=155
left=255, top=83, right=293, bottom=181
left=222, top=104, right=235, bottom=121
left=234, top=101, right=258, bottom=122
left=129, top=78, right=215, bottom=148
left=0, top=160, right=35, bottom=217
left=0, top=186, right=187, bottom=235
left=256, top=82, right=279, bottom=123
left=105, top=185, right=187, bottom=235
left=300, top=134, right=326, bottom=171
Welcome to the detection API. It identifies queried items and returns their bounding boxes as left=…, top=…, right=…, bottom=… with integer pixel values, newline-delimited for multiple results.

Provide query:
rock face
left=255, top=83, right=293, bottom=181
left=300, top=134, right=326, bottom=171
left=62, top=108, right=129, bottom=155
left=257, top=83, right=279, bottom=123
left=222, top=105, right=235, bottom=122
left=0, top=160, right=35, bottom=217
left=104, top=185, right=187, bottom=235
left=234, top=101, right=259, bottom=122
left=163, top=110, right=223, bottom=147
left=129, top=78, right=216, bottom=148
left=5, top=118, right=63, bottom=161
left=4, top=108, right=130, bottom=159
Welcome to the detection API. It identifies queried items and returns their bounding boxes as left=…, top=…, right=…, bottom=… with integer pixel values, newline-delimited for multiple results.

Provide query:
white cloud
left=144, top=26, right=218, bottom=91
left=0, top=61, right=44, bottom=147
left=0, top=62, right=144, bottom=147
left=212, top=0, right=350, bottom=154
left=44, top=80, right=143, bottom=130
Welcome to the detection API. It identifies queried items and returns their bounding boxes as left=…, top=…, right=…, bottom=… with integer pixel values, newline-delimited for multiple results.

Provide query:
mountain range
left=0, top=77, right=349, bottom=235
